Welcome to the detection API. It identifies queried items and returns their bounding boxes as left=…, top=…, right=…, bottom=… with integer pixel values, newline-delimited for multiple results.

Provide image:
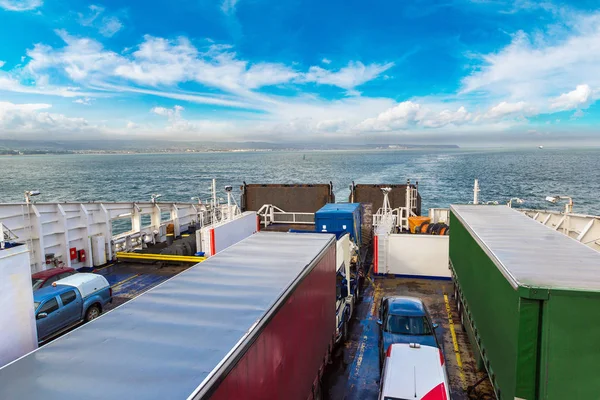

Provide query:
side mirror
left=432, top=323, right=439, bottom=329
left=377, top=320, right=383, bottom=326
left=37, top=312, right=48, bottom=320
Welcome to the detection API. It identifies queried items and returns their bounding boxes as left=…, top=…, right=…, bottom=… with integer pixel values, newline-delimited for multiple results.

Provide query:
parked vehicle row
left=378, top=296, right=450, bottom=400
left=34, top=273, right=112, bottom=343
left=31, top=267, right=76, bottom=291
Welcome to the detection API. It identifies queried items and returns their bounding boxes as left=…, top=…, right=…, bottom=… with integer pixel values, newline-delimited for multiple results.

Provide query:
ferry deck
left=324, top=275, right=495, bottom=400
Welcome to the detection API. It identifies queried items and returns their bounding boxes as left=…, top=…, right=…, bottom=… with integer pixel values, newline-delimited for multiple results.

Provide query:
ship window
left=385, top=315, right=432, bottom=335
left=39, top=298, right=59, bottom=314
left=32, top=278, right=45, bottom=291
left=60, top=290, right=77, bottom=306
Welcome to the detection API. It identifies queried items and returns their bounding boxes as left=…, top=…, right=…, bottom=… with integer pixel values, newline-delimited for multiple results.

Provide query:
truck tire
left=85, top=305, right=101, bottom=322
left=342, top=321, right=348, bottom=343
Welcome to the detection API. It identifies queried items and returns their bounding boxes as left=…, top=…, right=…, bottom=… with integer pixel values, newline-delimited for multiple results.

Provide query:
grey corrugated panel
left=451, top=205, right=600, bottom=291
left=0, top=232, right=335, bottom=400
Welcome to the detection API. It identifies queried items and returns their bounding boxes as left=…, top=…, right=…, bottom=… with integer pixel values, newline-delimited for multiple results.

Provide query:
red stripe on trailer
left=210, top=228, right=216, bottom=256
left=256, top=215, right=260, bottom=232
left=421, top=383, right=448, bottom=400
left=374, top=235, right=379, bottom=274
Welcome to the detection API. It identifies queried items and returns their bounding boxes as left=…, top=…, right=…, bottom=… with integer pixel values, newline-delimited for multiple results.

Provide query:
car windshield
left=32, top=278, right=45, bottom=291
left=385, top=315, right=432, bottom=335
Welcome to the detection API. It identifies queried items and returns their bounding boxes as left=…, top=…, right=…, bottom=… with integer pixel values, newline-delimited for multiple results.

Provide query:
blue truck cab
left=33, top=273, right=112, bottom=343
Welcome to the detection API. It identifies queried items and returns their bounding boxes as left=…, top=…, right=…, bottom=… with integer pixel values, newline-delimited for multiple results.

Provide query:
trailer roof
left=0, top=232, right=335, bottom=400
left=451, top=205, right=600, bottom=291
left=316, top=203, right=361, bottom=213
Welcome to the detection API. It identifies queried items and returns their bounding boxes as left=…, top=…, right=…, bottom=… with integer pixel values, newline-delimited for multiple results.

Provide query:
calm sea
left=1, top=148, right=599, bottom=215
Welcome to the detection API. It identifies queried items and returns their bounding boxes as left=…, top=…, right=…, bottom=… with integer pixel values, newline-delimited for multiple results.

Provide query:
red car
left=31, top=267, right=76, bottom=291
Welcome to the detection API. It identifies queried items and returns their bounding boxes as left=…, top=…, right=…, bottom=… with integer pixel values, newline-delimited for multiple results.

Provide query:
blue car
left=34, top=273, right=112, bottom=343
left=377, top=296, right=439, bottom=365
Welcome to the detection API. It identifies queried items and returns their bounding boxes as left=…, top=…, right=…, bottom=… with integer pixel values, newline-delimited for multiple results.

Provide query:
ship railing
left=256, top=204, right=315, bottom=228
left=373, top=206, right=411, bottom=232
left=520, top=208, right=600, bottom=252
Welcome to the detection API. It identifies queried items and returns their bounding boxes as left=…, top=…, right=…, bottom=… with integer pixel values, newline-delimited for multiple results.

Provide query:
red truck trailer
left=0, top=232, right=337, bottom=400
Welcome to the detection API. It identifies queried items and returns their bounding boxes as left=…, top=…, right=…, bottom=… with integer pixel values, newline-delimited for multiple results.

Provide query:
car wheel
left=85, top=305, right=101, bottom=322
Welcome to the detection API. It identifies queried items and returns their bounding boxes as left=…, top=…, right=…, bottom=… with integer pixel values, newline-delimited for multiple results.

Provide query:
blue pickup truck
left=33, top=273, right=112, bottom=343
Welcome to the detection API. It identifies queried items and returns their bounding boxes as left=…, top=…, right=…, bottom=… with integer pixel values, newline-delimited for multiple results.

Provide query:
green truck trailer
left=449, top=205, right=600, bottom=400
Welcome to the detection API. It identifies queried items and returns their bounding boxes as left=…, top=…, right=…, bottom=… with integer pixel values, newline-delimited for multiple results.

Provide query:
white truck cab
left=379, top=343, right=450, bottom=400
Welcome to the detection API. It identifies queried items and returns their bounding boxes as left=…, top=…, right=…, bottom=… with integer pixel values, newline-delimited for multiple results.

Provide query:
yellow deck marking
left=444, top=294, right=467, bottom=391
left=93, top=263, right=115, bottom=272
left=111, top=274, right=141, bottom=288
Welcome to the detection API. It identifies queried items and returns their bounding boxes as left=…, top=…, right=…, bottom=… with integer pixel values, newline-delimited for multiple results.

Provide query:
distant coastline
left=0, top=140, right=459, bottom=155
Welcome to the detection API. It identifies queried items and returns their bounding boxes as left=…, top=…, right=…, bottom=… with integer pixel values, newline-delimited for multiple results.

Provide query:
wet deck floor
left=323, top=276, right=495, bottom=400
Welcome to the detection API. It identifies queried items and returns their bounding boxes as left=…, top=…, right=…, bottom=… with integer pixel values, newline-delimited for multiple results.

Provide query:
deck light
left=545, top=195, right=573, bottom=213
left=24, top=190, right=41, bottom=204
left=508, top=198, right=525, bottom=208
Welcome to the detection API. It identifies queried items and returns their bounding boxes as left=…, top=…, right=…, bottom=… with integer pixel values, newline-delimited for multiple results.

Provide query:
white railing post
left=79, top=204, right=93, bottom=269
left=100, top=203, right=113, bottom=261
left=171, top=204, right=181, bottom=237
left=56, top=204, right=70, bottom=268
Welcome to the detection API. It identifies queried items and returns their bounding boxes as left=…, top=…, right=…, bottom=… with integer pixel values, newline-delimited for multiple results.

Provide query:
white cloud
left=0, top=0, right=42, bottom=11
left=421, top=106, right=472, bottom=128
left=221, top=0, right=238, bottom=15
left=322, top=58, right=331, bottom=65
left=78, top=5, right=123, bottom=37
left=304, top=61, right=394, bottom=90
left=356, top=101, right=422, bottom=131
left=0, top=61, right=5, bottom=68
left=151, top=104, right=235, bottom=134
left=0, top=101, right=92, bottom=134
left=73, top=97, right=93, bottom=105
left=461, top=13, right=600, bottom=104
left=549, top=84, right=593, bottom=111
left=78, top=5, right=104, bottom=26
left=356, top=102, right=476, bottom=131
left=99, top=16, right=123, bottom=37
left=27, top=30, right=122, bottom=81
left=19, top=31, right=390, bottom=104
left=484, top=101, right=531, bottom=119
left=0, top=101, right=51, bottom=112
left=151, top=104, right=184, bottom=119
left=0, top=73, right=95, bottom=98
left=126, top=121, right=139, bottom=129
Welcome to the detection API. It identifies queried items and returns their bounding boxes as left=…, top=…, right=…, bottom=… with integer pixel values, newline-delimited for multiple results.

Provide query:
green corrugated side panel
left=514, top=298, right=542, bottom=400
left=450, top=212, right=524, bottom=399
left=539, top=292, right=600, bottom=399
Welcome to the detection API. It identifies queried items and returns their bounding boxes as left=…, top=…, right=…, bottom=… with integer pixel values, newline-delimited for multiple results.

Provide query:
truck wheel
left=342, top=321, right=349, bottom=343
left=85, top=305, right=101, bottom=322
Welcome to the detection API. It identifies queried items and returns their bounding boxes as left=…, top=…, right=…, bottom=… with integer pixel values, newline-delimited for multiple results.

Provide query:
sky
left=1, top=0, right=600, bottom=145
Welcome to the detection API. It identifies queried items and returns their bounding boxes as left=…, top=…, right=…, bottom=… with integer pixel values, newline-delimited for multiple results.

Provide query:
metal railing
left=256, top=204, right=315, bottom=228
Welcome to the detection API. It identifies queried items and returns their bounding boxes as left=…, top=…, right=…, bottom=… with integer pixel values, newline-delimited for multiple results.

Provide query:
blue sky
left=0, top=0, right=599, bottom=144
